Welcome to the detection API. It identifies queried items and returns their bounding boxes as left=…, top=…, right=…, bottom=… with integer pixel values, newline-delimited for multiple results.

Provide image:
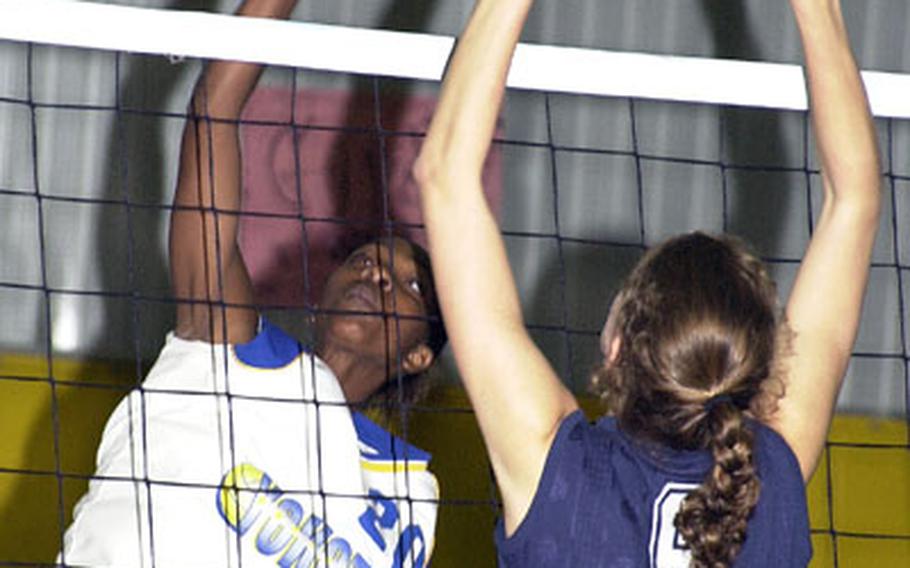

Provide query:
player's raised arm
left=770, top=0, right=881, bottom=480
left=414, top=0, right=579, bottom=535
left=169, top=0, right=297, bottom=343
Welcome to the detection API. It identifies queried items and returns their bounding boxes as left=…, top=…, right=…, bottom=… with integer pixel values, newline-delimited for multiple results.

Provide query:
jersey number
left=648, top=482, right=697, bottom=568
left=358, top=489, right=427, bottom=568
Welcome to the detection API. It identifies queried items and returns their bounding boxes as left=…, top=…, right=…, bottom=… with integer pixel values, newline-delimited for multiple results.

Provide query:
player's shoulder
left=540, top=411, right=640, bottom=485
left=750, top=419, right=804, bottom=479
left=352, top=412, right=432, bottom=467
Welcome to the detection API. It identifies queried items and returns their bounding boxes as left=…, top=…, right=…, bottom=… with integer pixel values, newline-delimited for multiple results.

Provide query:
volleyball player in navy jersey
left=61, top=0, right=445, bottom=565
left=415, top=0, right=879, bottom=566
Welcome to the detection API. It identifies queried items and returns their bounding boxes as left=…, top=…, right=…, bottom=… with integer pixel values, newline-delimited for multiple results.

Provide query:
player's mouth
left=341, top=281, right=383, bottom=313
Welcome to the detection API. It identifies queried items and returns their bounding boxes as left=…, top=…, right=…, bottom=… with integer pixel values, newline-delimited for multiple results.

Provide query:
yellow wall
left=0, top=354, right=138, bottom=562
left=1, top=354, right=907, bottom=566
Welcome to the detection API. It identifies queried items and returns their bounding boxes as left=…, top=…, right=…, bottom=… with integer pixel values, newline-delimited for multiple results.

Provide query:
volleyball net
left=0, top=0, right=908, bottom=566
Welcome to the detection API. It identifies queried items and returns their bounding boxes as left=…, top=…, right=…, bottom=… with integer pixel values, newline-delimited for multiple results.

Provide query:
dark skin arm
left=169, top=0, right=297, bottom=343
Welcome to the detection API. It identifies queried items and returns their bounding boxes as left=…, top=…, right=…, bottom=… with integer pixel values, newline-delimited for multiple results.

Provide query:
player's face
left=317, top=237, right=433, bottom=377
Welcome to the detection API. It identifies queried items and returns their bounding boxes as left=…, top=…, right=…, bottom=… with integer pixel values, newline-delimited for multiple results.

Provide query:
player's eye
left=350, top=252, right=373, bottom=267
left=407, top=278, right=422, bottom=295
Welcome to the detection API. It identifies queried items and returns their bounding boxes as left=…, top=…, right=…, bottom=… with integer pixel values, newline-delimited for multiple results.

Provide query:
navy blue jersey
left=496, top=410, right=811, bottom=567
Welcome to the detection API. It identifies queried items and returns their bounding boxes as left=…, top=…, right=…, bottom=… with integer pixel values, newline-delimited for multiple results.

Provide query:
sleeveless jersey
left=61, top=319, right=438, bottom=567
left=496, top=410, right=811, bottom=567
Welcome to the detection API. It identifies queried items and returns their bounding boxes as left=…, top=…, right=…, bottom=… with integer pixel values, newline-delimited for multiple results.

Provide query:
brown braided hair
left=591, top=232, right=788, bottom=567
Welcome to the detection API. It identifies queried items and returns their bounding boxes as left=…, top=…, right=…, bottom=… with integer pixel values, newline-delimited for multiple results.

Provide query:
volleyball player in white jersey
left=61, top=1, right=443, bottom=566
left=416, top=0, right=879, bottom=566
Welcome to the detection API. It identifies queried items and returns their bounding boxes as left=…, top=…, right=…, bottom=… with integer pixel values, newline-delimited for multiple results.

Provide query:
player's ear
left=608, top=336, right=621, bottom=364
left=403, top=344, right=434, bottom=375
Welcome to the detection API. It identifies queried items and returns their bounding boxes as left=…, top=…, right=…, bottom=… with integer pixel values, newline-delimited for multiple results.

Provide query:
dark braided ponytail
left=674, top=400, right=761, bottom=567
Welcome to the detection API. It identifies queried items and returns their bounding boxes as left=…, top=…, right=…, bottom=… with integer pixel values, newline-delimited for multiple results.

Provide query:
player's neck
left=316, top=343, right=387, bottom=404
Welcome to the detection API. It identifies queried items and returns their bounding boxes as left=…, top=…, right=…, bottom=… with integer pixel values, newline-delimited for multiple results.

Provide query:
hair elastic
left=704, top=393, right=734, bottom=413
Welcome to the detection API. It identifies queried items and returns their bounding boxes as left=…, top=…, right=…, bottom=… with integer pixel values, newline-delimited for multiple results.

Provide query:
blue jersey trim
left=352, top=412, right=432, bottom=463
left=233, top=318, right=305, bottom=369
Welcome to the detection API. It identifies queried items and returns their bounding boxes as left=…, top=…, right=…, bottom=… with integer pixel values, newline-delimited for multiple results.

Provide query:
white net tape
left=2, top=0, right=910, bottom=116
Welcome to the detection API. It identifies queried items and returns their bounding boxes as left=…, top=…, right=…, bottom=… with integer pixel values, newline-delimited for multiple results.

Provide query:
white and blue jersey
left=496, top=410, right=811, bottom=567
left=61, top=319, right=438, bottom=567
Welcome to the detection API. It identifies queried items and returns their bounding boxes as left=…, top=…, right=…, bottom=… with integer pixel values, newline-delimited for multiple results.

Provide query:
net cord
left=2, top=0, right=910, bottom=118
